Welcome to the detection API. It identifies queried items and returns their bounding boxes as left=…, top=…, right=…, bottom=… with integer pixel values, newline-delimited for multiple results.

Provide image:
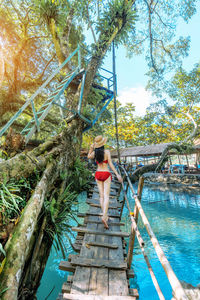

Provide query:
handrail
left=118, top=164, right=189, bottom=300
left=119, top=174, right=165, bottom=300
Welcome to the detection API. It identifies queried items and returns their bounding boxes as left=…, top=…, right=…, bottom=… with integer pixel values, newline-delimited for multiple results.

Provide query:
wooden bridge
left=57, top=167, right=192, bottom=300
left=57, top=175, right=138, bottom=300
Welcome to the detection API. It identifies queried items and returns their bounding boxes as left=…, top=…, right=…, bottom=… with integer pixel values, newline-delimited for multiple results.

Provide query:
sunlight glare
left=0, top=36, right=5, bottom=87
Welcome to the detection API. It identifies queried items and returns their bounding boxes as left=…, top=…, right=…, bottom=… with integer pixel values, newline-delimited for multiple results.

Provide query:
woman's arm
left=107, top=150, right=122, bottom=182
left=88, top=144, right=95, bottom=159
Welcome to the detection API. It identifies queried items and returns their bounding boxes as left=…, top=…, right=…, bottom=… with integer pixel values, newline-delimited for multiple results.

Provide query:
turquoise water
left=37, top=185, right=200, bottom=300
left=123, top=184, right=200, bottom=300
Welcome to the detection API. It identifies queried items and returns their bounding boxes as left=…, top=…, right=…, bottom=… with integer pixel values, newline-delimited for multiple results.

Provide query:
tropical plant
left=67, top=158, right=92, bottom=192
left=44, top=184, right=78, bottom=258
left=0, top=180, right=26, bottom=224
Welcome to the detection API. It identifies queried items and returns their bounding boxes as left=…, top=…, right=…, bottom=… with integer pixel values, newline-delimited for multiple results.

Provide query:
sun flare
left=0, top=36, right=5, bottom=86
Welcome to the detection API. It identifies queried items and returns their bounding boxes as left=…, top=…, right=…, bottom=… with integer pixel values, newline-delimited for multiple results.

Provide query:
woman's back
left=96, top=149, right=110, bottom=171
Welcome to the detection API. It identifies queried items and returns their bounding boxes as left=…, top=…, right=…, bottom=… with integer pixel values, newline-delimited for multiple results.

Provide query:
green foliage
left=0, top=288, right=9, bottom=297
left=0, top=179, right=28, bottom=224
left=43, top=159, right=91, bottom=257
left=67, top=158, right=92, bottom=193
left=0, top=175, right=37, bottom=226
left=0, top=243, right=6, bottom=257
left=96, top=0, right=137, bottom=46
left=44, top=184, right=77, bottom=257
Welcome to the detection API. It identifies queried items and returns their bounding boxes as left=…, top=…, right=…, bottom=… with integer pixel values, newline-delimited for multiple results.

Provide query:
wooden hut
left=111, top=142, right=200, bottom=173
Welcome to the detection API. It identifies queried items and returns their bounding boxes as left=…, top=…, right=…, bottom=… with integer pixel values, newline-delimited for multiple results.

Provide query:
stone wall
left=142, top=172, right=200, bottom=187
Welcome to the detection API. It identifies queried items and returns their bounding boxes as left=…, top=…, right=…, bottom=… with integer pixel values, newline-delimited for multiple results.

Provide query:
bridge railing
left=117, top=164, right=189, bottom=300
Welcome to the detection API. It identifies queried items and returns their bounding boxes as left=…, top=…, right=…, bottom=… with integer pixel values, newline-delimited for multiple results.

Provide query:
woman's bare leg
left=102, top=176, right=111, bottom=224
left=96, top=179, right=104, bottom=212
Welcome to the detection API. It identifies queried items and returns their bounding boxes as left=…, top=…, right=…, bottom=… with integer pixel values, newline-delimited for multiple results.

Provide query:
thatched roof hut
left=111, top=142, right=200, bottom=158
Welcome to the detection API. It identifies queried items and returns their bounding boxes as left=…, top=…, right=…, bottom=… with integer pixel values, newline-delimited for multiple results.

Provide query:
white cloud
left=117, top=86, right=156, bottom=116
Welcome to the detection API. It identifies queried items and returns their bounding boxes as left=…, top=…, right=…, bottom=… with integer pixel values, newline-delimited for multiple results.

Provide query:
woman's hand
left=89, top=144, right=94, bottom=152
left=117, top=174, right=123, bottom=183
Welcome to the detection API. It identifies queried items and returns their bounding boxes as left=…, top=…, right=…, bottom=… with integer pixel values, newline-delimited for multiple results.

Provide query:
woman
left=88, top=135, right=122, bottom=229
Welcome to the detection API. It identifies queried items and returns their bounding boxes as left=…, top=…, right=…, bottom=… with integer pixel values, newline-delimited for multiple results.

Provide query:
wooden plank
left=70, top=208, right=98, bottom=295
left=90, top=220, right=109, bottom=295
left=85, top=220, right=125, bottom=226
left=86, top=202, right=120, bottom=209
left=92, top=196, right=116, bottom=200
left=89, top=181, right=120, bottom=189
left=70, top=256, right=127, bottom=270
left=63, top=294, right=136, bottom=300
left=129, top=289, right=139, bottom=298
left=59, top=261, right=75, bottom=272
left=127, top=269, right=135, bottom=278
left=87, top=198, right=121, bottom=205
left=78, top=212, right=120, bottom=218
left=108, top=208, right=129, bottom=296
left=67, top=275, right=74, bottom=283
left=94, top=189, right=116, bottom=196
left=88, top=268, right=98, bottom=295
left=72, top=227, right=129, bottom=237
left=62, top=283, right=71, bottom=293
left=72, top=243, right=81, bottom=252
left=76, top=235, right=84, bottom=240
left=86, top=241, right=118, bottom=249
left=77, top=213, right=87, bottom=218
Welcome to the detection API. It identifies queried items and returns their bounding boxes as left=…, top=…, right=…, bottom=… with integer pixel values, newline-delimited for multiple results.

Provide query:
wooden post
left=185, top=154, right=190, bottom=173
left=196, top=152, right=200, bottom=165
left=178, top=155, right=181, bottom=165
left=119, top=174, right=127, bottom=220
left=127, top=176, right=144, bottom=269
left=119, top=180, right=128, bottom=220
left=118, top=175, right=165, bottom=300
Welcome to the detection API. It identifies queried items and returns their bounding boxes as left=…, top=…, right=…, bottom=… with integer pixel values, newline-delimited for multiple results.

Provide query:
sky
left=101, top=2, right=200, bottom=116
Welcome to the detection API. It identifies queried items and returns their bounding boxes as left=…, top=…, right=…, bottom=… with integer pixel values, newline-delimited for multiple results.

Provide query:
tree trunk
left=0, top=163, right=56, bottom=300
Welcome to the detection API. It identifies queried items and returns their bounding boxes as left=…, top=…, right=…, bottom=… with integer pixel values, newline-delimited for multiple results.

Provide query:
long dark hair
left=95, top=146, right=104, bottom=163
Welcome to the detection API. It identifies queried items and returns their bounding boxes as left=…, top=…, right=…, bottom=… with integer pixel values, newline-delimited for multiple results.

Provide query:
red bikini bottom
left=95, top=171, right=112, bottom=182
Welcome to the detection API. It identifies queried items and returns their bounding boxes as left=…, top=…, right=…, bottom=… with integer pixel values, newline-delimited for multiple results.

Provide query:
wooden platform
left=58, top=180, right=137, bottom=299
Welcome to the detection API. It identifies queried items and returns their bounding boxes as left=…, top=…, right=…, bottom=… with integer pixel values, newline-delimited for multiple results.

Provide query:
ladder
left=0, top=46, right=114, bottom=143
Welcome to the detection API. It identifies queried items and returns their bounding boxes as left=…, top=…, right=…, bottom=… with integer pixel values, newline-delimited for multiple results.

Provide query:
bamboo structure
left=127, top=176, right=144, bottom=268
left=120, top=166, right=188, bottom=300
left=117, top=169, right=165, bottom=300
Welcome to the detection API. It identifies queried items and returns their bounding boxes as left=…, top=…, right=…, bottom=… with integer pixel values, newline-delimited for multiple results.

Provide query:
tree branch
left=144, top=0, right=158, bottom=73
left=181, top=111, right=198, bottom=144
left=9, top=0, right=23, bottom=22
left=36, top=54, right=56, bottom=82
left=153, top=8, right=175, bottom=29
left=86, top=5, right=97, bottom=44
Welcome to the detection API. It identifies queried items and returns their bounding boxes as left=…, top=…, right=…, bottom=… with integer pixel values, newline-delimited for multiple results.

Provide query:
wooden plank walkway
left=58, top=179, right=138, bottom=300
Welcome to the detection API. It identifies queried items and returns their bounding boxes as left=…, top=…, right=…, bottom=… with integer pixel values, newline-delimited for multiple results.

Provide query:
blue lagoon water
left=37, top=185, right=200, bottom=300
left=122, top=184, right=200, bottom=300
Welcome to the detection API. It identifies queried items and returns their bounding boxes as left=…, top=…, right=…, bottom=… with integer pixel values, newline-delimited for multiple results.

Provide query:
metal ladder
left=0, top=46, right=114, bottom=143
